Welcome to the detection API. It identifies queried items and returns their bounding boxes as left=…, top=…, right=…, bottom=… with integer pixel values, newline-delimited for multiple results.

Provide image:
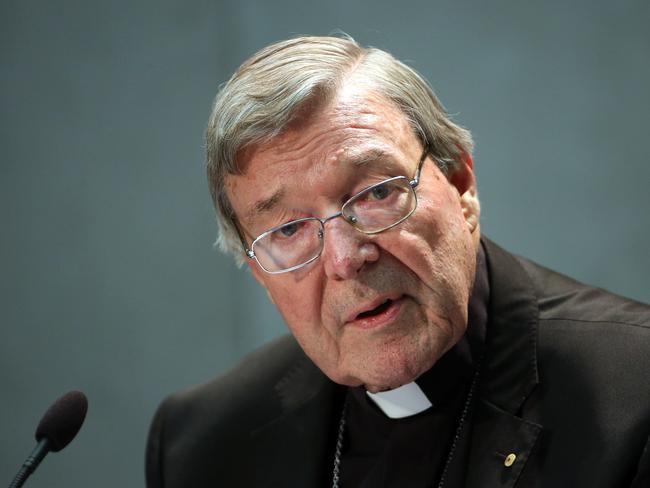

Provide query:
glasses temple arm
left=410, top=144, right=430, bottom=187
left=231, top=216, right=255, bottom=259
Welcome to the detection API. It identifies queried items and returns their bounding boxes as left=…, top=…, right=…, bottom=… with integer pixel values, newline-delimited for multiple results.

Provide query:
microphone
left=8, top=391, right=88, bottom=488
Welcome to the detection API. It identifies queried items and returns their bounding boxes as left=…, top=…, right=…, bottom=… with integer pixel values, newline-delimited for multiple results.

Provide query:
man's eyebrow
left=344, top=148, right=390, bottom=167
left=246, top=187, right=285, bottom=222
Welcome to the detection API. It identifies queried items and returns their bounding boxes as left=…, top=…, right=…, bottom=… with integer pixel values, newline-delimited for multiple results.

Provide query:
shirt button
left=504, top=453, right=517, bottom=467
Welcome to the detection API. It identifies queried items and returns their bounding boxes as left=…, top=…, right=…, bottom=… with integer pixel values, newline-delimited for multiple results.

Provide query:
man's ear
left=449, top=154, right=480, bottom=233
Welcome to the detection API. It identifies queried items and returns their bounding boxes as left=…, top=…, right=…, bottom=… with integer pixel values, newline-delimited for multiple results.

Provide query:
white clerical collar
left=366, top=382, right=433, bottom=419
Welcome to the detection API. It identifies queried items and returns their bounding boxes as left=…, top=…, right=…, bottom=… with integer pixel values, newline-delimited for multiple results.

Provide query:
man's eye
left=370, top=183, right=392, bottom=200
left=276, top=222, right=299, bottom=238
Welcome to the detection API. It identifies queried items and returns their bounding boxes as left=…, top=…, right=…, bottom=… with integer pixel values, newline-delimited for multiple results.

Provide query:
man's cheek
left=274, top=289, right=319, bottom=330
left=382, top=228, right=440, bottom=281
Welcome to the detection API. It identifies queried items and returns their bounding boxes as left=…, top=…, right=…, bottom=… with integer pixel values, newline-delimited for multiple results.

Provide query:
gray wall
left=1, top=0, right=648, bottom=486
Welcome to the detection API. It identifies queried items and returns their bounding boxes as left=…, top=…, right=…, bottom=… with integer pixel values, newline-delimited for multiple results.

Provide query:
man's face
left=225, top=83, right=480, bottom=392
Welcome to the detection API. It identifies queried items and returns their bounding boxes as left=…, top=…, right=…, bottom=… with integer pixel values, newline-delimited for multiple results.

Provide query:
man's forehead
left=227, top=87, right=419, bottom=226
left=231, top=146, right=397, bottom=226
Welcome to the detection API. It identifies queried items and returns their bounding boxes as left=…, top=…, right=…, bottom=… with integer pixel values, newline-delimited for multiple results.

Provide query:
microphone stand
left=8, top=438, right=50, bottom=488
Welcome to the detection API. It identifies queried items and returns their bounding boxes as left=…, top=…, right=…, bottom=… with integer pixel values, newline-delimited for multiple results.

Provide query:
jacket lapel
left=464, top=239, right=544, bottom=488
left=465, top=398, right=542, bottom=488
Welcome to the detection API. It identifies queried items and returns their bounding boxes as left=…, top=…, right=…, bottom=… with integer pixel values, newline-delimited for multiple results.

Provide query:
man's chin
left=363, top=372, right=419, bottom=393
left=326, top=369, right=416, bottom=393
left=364, top=382, right=402, bottom=394
left=321, top=340, right=449, bottom=392
left=348, top=364, right=426, bottom=393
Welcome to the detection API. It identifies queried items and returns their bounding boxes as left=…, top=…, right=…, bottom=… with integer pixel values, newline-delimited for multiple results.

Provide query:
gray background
left=1, top=0, right=648, bottom=486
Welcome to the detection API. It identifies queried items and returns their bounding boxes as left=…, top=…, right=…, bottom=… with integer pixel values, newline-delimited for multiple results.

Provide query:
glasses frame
left=232, top=146, right=439, bottom=274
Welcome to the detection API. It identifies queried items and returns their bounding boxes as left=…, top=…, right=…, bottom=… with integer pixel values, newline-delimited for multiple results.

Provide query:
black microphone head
left=35, top=390, right=88, bottom=452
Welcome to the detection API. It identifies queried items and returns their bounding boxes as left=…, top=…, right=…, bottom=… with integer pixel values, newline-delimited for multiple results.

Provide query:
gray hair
left=206, top=35, right=474, bottom=264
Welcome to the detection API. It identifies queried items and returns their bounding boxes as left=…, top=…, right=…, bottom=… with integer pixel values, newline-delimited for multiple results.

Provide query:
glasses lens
left=342, top=177, right=416, bottom=233
left=252, top=218, right=323, bottom=272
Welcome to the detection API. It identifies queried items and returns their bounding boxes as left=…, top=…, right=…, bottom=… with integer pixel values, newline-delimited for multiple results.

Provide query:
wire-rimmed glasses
left=235, top=147, right=434, bottom=274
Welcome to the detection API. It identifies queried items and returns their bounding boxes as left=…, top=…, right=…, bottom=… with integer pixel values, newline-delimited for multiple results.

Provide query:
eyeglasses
left=234, top=147, right=437, bottom=274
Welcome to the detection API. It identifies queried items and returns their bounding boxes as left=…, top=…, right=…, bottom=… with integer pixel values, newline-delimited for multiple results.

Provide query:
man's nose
left=321, top=219, right=379, bottom=280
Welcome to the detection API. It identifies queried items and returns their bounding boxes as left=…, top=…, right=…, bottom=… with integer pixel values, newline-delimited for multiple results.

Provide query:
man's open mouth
left=356, top=299, right=394, bottom=319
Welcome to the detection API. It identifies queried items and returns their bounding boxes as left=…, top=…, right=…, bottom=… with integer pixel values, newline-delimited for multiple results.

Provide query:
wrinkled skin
left=226, top=82, right=480, bottom=392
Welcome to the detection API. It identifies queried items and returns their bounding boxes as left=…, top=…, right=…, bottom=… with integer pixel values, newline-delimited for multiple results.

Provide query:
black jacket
left=146, top=239, right=650, bottom=487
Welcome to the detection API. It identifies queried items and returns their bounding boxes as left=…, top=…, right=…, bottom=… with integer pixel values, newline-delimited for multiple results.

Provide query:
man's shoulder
left=513, top=252, right=650, bottom=331
left=506, top=249, right=650, bottom=397
left=483, top=237, right=650, bottom=386
left=156, top=335, right=314, bottom=430
left=146, top=335, right=341, bottom=487
left=483, top=237, right=650, bottom=330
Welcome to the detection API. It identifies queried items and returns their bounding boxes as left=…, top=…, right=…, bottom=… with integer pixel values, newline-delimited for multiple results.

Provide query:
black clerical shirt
left=338, top=246, right=489, bottom=487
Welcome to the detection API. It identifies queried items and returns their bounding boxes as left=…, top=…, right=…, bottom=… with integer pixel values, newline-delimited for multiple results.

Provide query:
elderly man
left=146, top=36, right=650, bottom=487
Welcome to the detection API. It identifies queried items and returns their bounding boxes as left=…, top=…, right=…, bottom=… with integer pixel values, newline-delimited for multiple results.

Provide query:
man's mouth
left=347, top=295, right=405, bottom=329
left=356, top=299, right=394, bottom=319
